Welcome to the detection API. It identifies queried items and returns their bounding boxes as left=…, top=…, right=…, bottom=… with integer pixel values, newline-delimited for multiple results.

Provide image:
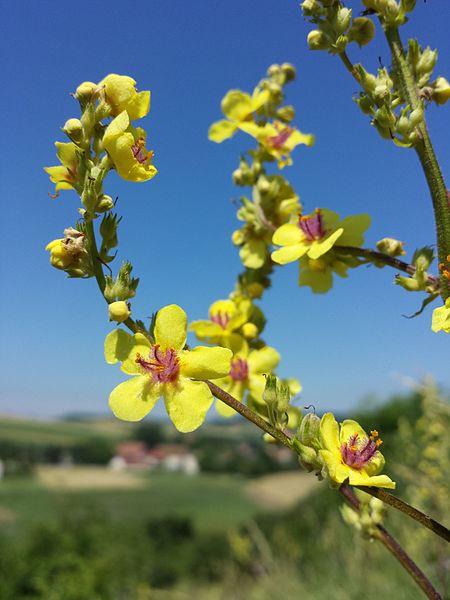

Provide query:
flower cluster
left=295, top=411, right=395, bottom=489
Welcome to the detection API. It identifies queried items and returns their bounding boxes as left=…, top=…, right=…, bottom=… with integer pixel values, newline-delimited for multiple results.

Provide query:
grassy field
left=0, top=466, right=318, bottom=539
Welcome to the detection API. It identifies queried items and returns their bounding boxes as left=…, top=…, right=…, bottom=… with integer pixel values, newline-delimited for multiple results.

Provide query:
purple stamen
left=210, top=311, right=230, bottom=330
left=136, top=345, right=180, bottom=384
left=299, top=210, right=326, bottom=241
left=340, top=433, right=379, bottom=470
left=267, top=127, right=292, bottom=150
left=230, top=358, right=249, bottom=382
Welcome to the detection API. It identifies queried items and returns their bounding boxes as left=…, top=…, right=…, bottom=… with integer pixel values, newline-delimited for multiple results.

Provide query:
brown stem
left=339, top=485, right=442, bottom=600
left=335, top=245, right=441, bottom=291
left=356, top=486, right=450, bottom=543
left=205, top=380, right=292, bottom=449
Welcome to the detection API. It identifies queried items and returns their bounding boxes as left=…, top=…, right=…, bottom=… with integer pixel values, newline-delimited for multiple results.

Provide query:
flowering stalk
left=339, top=484, right=443, bottom=600
left=383, top=26, right=450, bottom=300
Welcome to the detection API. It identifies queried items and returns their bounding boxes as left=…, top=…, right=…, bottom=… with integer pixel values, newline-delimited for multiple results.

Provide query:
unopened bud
left=281, top=63, right=296, bottom=82
left=267, top=64, right=281, bottom=78
left=62, top=118, right=84, bottom=144
left=416, top=47, right=437, bottom=76
left=432, top=77, right=450, bottom=105
left=247, top=282, right=265, bottom=299
left=74, top=81, right=98, bottom=106
left=232, top=230, right=245, bottom=245
left=298, top=413, right=321, bottom=447
left=108, top=301, right=131, bottom=323
left=348, top=17, right=375, bottom=47
left=376, top=237, right=406, bottom=257
left=276, top=105, right=295, bottom=122
left=307, top=30, right=329, bottom=51
left=242, top=322, right=258, bottom=339
left=335, top=8, right=352, bottom=35
left=96, top=194, right=115, bottom=213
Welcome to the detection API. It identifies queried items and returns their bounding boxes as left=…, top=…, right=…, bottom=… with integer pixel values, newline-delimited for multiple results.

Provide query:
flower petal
left=154, top=304, right=187, bottom=351
left=164, top=378, right=213, bottom=432
left=319, top=449, right=349, bottom=483
left=340, top=419, right=368, bottom=444
left=320, top=413, right=341, bottom=457
left=347, top=470, right=396, bottom=489
left=307, top=228, right=344, bottom=259
left=180, top=346, right=232, bottom=379
left=208, top=120, right=238, bottom=143
left=221, top=90, right=253, bottom=121
left=104, top=329, right=135, bottom=364
left=189, top=320, right=224, bottom=339
left=109, top=376, right=160, bottom=422
left=338, top=214, right=371, bottom=247
left=272, top=244, right=307, bottom=265
left=240, top=239, right=267, bottom=269
left=272, top=223, right=303, bottom=246
left=120, top=334, right=152, bottom=375
left=248, top=346, right=280, bottom=374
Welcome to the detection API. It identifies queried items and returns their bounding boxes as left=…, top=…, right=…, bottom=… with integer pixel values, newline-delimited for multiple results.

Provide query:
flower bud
left=334, top=35, right=348, bottom=53
left=276, top=105, right=295, bottom=122
left=257, top=176, right=271, bottom=194
left=242, top=322, right=258, bottom=339
left=267, top=64, right=281, bottom=78
left=232, top=230, right=245, bottom=245
left=416, top=47, right=437, bottom=77
left=298, top=413, right=321, bottom=447
left=395, top=114, right=410, bottom=136
left=232, top=168, right=244, bottom=185
left=96, top=194, right=115, bottom=213
left=432, top=77, right=450, bottom=105
left=247, top=282, right=265, bottom=299
left=62, top=118, right=84, bottom=144
left=348, top=17, right=375, bottom=47
left=300, top=0, right=322, bottom=16
left=335, top=8, right=352, bottom=35
left=395, top=275, right=421, bottom=291
left=281, top=63, right=296, bottom=82
left=376, top=237, right=405, bottom=256
left=262, top=374, right=279, bottom=406
left=307, top=30, right=329, bottom=51
left=74, top=81, right=98, bottom=107
left=409, top=107, right=423, bottom=127
left=401, top=0, right=416, bottom=11
left=108, top=301, right=131, bottom=323
left=356, top=94, right=374, bottom=114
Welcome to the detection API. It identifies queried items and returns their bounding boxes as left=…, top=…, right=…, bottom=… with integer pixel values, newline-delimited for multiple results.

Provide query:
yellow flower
left=189, top=298, right=251, bottom=342
left=44, top=142, right=82, bottom=192
left=105, top=304, right=232, bottom=432
left=241, top=120, right=314, bottom=168
left=46, top=239, right=76, bottom=269
left=103, top=111, right=157, bottom=182
left=298, top=253, right=350, bottom=293
left=213, top=336, right=280, bottom=417
left=431, top=298, right=450, bottom=333
left=272, top=209, right=370, bottom=265
left=99, top=74, right=151, bottom=120
left=208, top=88, right=270, bottom=142
left=319, top=413, right=395, bottom=489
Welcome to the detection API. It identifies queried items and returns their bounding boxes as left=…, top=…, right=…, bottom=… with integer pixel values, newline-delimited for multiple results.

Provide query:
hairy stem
left=339, top=485, right=443, bottom=600
left=334, top=245, right=440, bottom=290
left=384, top=26, right=450, bottom=300
left=356, top=485, right=450, bottom=543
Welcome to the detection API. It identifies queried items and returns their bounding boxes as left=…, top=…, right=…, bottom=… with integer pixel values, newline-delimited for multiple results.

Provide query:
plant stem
left=205, top=380, right=293, bottom=449
left=84, top=217, right=145, bottom=336
left=383, top=26, right=450, bottom=300
left=334, top=245, right=440, bottom=290
left=356, top=485, right=450, bottom=543
left=339, top=485, right=443, bottom=600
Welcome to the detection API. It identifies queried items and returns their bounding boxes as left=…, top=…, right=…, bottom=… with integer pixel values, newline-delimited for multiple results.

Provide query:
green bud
left=374, top=105, right=396, bottom=129
left=413, top=246, right=434, bottom=271
left=267, top=64, right=281, bottom=78
left=376, top=237, right=405, bottom=256
left=232, top=168, right=244, bottom=185
left=96, top=194, right=115, bottom=213
left=334, top=35, right=348, bottom=53
left=300, top=0, right=322, bottom=16
left=395, top=275, right=421, bottom=291
left=281, top=63, right=296, bottom=82
left=257, top=176, right=271, bottom=195
left=416, top=47, right=437, bottom=77
left=395, top=114, right=410, bottom=136
left=409, top=107, right=423, bottom=127
left=62, top=118, right=84, bottom=144
left=401, top=0, right=416, bottom=11
left=348, top=17, right=375, bottom=47
left=356, top=94, right=374, bottom=115
left=104, top=261, right=139, bottom=302
left=276, top=105, right=295, bottom=122
left=335, top=8, right=352, bottom=35
left=298, top=413, right=321, bottom=447
left=307, top=30, right=329, bottom=51
left=232, top=229, right=245, bottom=246
left=297, top=442, right=321, bottom=472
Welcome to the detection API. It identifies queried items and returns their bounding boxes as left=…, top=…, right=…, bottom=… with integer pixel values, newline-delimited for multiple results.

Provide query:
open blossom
left=189, top=298, right=252, bottom=342
left=213, top=336, right=280, bottom=416
left=431, top=298, right=450, bottom=333
left=272, top=208, right=371, bottom=265
left=298, top=253, right=350, bottom=293
left=319, top=413, right=395, bottom=489
left=241, top=120, right=314, bottom=167
left=99, top=74, right=151, bottom=120
left=103, top=111, right=157, bottom=182
left=208, top=88, right=270, bottom=143
left=105, top=304, right=232, bottom=432
left=44, top=142, right=82, bottom=193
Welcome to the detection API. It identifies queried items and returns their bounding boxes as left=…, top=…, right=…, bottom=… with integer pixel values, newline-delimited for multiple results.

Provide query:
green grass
left=0, top=473, right=258, bottom=536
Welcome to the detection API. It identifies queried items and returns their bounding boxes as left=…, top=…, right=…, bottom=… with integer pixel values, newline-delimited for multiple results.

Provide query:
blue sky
left=1, top=0, right=449, bottom=419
